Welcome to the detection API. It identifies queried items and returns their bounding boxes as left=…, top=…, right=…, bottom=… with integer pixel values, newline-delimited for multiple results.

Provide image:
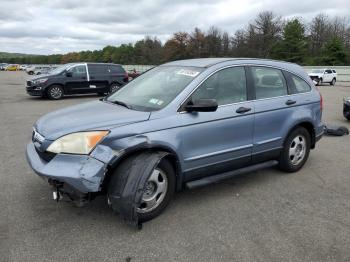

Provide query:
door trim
left=184, top=144, right=253, bottom=162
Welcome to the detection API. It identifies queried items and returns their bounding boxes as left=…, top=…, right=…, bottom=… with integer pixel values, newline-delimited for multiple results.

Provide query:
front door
left=65, top=64, right=89, bottom=93
left=179, top=66, right=254, bottom=181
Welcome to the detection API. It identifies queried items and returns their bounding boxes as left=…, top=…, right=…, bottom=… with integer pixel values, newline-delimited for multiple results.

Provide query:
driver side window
left=191, top=67, right=247, bottom=105
left=68, top=65, right=86, bottom=77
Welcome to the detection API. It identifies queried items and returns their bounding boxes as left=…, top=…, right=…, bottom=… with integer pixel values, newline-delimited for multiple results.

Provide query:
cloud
left=0, top=0, right=349, bottom=54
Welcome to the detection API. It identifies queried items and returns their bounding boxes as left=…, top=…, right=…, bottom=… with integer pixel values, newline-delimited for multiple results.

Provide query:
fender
left=106, top=134, right=183, bottom=190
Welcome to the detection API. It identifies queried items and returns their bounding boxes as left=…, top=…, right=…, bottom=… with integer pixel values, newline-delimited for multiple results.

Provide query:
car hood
left=35, top=100, right=151, bottom=140
left=29, top=75, right=50, bottom=81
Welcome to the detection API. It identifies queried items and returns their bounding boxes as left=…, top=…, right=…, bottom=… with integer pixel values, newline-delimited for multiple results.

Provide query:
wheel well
left=290, top=122, right=316, bottom=149
left=110, top=81, right=122, bottom=87
left=102, top=147, right=182, bottom=193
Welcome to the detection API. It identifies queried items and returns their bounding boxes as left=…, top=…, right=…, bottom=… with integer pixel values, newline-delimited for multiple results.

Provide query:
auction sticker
left=176, top=69, right=200, bottom=77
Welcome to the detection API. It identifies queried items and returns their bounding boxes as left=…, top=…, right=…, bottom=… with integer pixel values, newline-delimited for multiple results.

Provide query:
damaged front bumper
left=26, top=142, right=115, bottom=194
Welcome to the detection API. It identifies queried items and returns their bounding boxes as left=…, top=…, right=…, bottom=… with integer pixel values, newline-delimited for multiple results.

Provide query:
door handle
left=236, top=107, right=251, bottom=114
left=285, top=99, right=296, bottom=105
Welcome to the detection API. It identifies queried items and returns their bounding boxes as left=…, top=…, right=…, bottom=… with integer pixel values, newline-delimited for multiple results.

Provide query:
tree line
left=1, top=12, right=349, bottom=66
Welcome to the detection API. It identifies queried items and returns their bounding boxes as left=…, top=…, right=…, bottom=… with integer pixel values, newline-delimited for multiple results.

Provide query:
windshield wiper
left=110, top=100, right=132, bottom=109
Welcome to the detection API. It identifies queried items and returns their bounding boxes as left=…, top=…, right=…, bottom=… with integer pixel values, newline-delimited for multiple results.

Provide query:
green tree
left=321, top=37, right=347, bottom=65
left=273, top=18, right=307, bottom=63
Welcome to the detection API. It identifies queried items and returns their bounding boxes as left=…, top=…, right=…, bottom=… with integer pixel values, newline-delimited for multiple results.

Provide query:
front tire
left=47, top=85, right=64, bottom=100
left=108, top=156, right=175, bottom=223
left=279, top=127, right=311, bottom=173
left=316, top=78, right=322, bottom=86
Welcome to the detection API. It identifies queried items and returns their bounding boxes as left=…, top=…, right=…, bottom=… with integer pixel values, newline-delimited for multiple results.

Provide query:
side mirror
left=185, top=99, right=218, bottom=112
left=66, top=71, right=72, bottom=77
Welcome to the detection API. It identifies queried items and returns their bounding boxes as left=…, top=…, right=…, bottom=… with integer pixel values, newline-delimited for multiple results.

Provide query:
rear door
left=179, top=66, right=255, bottom=181
left=324, top=69, right=333, bottom=82
left=65, top=64, right=89, bottom=93
left=87, top=64, right=110, bottom=92
left=249, top=66, right=292, bottom=162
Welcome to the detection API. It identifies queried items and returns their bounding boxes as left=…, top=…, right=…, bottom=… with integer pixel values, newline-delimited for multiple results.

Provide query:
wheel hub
left=137, top=168, right=168, bottom=214
left=289, top=135, right=306, bottom=166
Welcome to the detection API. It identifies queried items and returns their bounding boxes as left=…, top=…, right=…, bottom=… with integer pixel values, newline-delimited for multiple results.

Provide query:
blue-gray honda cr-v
left=26, top=58, right=323, bottom=226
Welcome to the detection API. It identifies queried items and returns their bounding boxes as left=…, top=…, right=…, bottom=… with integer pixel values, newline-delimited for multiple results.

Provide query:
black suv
left=26, top=63, right=128, bottom=99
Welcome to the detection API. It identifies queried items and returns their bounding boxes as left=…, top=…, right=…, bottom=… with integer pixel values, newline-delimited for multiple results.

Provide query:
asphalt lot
left=1, top=71, right=350, bottom=262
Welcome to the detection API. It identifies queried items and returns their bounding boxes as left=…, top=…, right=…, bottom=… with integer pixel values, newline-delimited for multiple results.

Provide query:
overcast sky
left=0, top=0, right=349, bottom=55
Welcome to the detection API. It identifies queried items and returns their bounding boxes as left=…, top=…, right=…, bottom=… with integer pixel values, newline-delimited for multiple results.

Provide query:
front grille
left=309, top=76, right=319, bottom=80
left=27, top=81, right=32, bottom=86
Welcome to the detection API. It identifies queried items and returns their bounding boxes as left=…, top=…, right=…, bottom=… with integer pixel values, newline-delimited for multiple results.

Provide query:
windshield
left=49, top=64, right=73, bottom=75
left=311, top=69, right=323, bottom=73
left=106, top=66, right=204, bottom=111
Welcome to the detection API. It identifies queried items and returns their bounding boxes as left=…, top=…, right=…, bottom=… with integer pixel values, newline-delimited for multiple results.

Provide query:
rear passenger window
left=251, top=67, right=287, bottom=99
left=109, top=65, right=125, bottom=74
left=290, top=75, right=311, bottom=93
left=88, top=65, right=108, bottom=74
left=191, top=67, right=247, bottom=105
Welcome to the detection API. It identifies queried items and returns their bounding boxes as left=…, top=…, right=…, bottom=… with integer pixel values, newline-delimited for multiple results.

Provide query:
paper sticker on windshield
left=149, top=98, right=159, bottom=104
left=176, top=69, right=200, bottom=77
left=149, top=98, right=164, bottom=106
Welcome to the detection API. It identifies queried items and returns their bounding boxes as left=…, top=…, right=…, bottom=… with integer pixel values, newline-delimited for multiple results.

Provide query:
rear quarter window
left=291, top=75, right=311, bottom=93
left=284, top=71, right=311, bottom=94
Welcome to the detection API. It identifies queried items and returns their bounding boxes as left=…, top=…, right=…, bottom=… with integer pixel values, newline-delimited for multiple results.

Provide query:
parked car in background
left=26, top=65, right=54, bottom=75
left=0, top=63, right=8, bottom=70
left=34, top=67, right=53, bottom=75
left=19, top=65, right=28, bottom=71
left=5, top=64, right=19, bottom=71
left=344, top=97, right=350, bottom=120
left=26, top=62, right=128, bottom=99
left=26, top=58, right=323, bottom=225
left=308, top=69, right=337, bottom=86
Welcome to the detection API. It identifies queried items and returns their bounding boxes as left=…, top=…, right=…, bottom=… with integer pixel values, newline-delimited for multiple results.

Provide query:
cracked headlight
left=47, top=131, right=109, bottom=154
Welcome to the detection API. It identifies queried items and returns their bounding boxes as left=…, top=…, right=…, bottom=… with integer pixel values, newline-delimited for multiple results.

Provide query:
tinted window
left=332, top=70, right=336, bottom=73
left=68, top=65, right=86, bottom=77
left=251, top=67, right=287, bottom=99
left=109, top=65, right=125, bottom=74
left=191, top=67, right=247, bottom=105
left=88, top=65, right=108, bottom=74
left=325, top=69, right=332, bottom=74
left=290, top=75, right=311, bottom=93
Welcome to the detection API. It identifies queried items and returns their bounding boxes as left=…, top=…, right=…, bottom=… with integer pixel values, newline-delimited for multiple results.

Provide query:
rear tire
left=279, top=127, right=311, bottom=173
left=109, top=83, right=121, bottom=94
left=330, top=78, right=336, bottom=86
left=47, top=85, right=64, bottom=100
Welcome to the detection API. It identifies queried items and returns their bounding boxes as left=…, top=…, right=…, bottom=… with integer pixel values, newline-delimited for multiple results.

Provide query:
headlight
left=47, top=131, right=109, bottom=154
left=33, top=78, right=48, bottom=84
